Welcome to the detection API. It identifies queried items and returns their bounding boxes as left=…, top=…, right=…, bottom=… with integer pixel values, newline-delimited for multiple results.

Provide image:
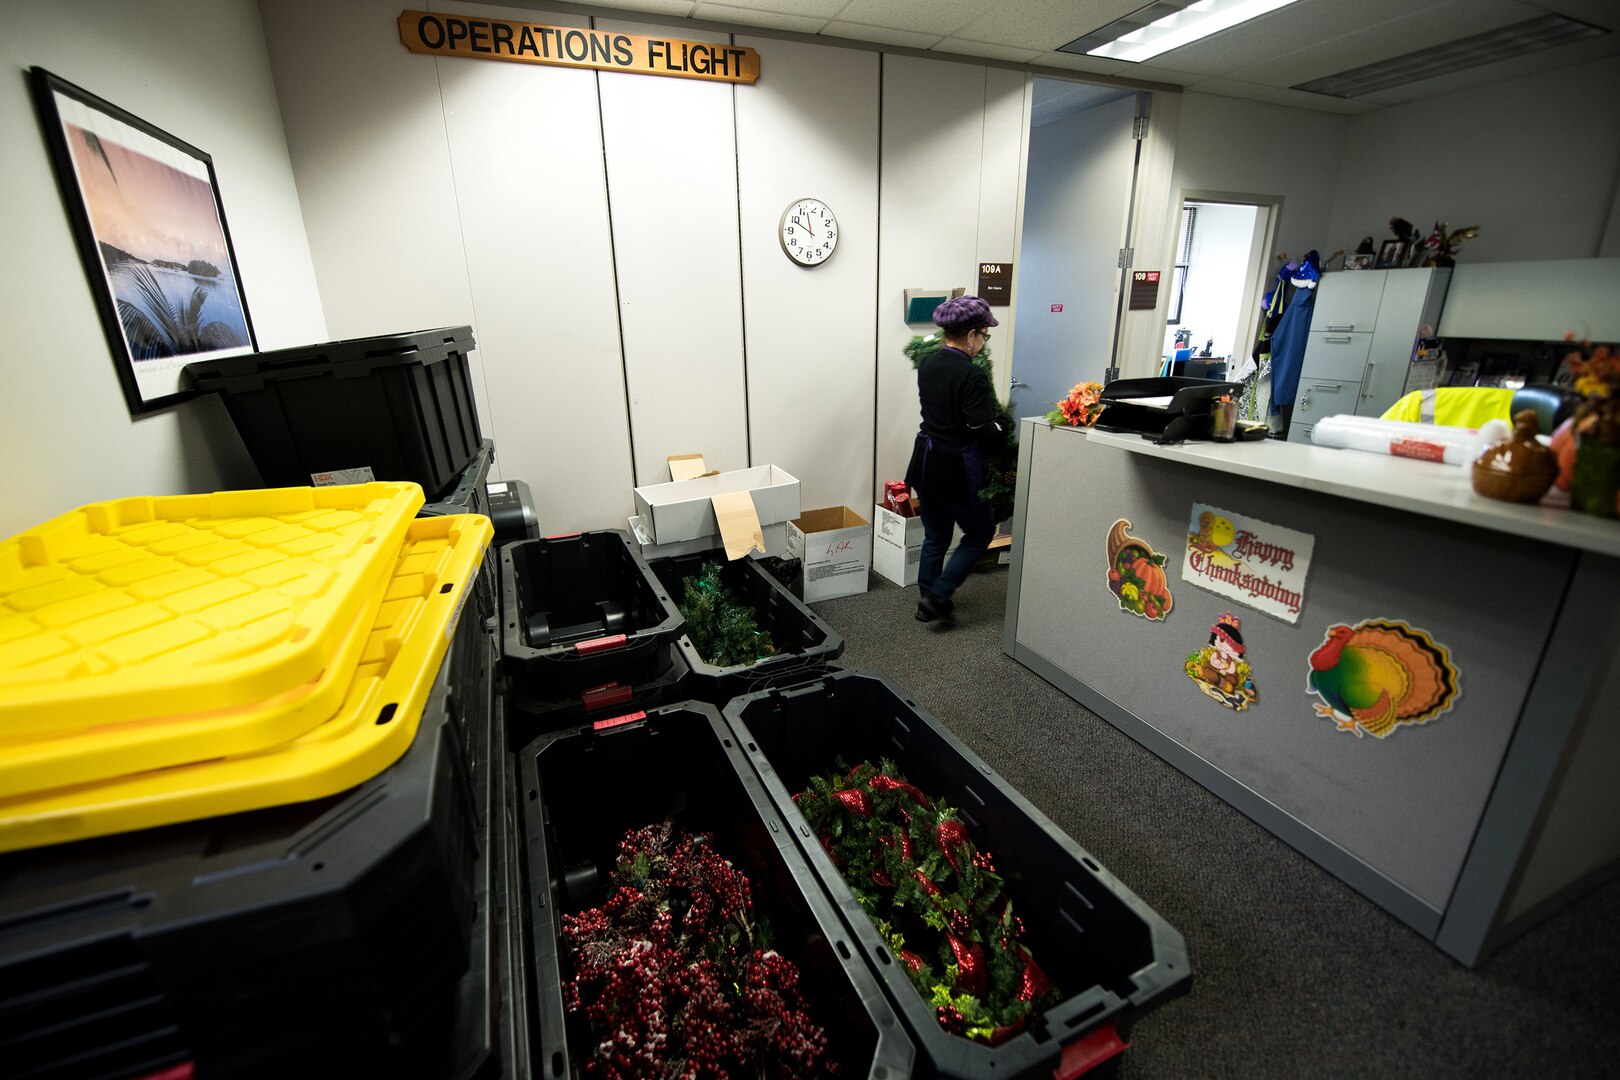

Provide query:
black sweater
left=916, top=346, right=993, bottom=449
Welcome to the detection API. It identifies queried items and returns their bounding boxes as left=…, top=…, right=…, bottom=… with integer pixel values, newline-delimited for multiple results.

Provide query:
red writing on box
left=1051, top=304, right=1063, bottom=313
left=825, top=538, right=855, bottom=556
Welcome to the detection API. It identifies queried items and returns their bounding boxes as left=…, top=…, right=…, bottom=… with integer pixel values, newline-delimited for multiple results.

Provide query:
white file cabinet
left=1287, top=267, right=1450, bottom=444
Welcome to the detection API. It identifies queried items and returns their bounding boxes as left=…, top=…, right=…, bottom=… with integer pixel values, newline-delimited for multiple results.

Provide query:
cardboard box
left=872, top=504, right=958, bottom=587
left=629, top=516, right=789, bottom=562
left=634, top=465, right=800, bottom=549
left=787, top=507, right=872, bottom=603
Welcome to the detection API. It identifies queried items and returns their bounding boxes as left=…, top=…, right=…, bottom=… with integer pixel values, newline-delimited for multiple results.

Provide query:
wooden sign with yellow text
left=398, top=10, right=760, bottom=84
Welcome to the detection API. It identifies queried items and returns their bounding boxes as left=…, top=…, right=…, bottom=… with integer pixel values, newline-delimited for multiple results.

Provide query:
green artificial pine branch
left=679, top=561, right=777, bottom=668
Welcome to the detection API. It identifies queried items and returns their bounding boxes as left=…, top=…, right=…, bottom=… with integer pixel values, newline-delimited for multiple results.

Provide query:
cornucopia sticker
left=1106, top=519, right=1173, bottom=621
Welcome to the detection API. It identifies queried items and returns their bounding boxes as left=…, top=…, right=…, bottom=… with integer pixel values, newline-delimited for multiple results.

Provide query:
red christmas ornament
left=936, top=819, right=972, bottom=872
left=872, top=866, right=893, bottom=887
left=914, top=869, right=941, bottom=896
left=900, top=949, right=924, bottom=974
left=834, top=788, right=873, bottom=817
left=949, top=936, right=987, bottom=996
left=1016, top=951, right=1052, bottom=1001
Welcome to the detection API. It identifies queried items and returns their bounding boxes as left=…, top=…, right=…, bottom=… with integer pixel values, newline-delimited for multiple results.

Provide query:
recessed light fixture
left=1060, top=0, right=1301, bottom=64
left=1293, top=14, right=1606, bottom=98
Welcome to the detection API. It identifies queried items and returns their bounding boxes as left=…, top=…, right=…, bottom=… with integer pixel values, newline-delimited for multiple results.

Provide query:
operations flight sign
left=398, top=10, right=761, bottom=84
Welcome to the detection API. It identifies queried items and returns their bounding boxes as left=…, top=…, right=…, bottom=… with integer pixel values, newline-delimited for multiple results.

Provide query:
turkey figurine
left=1307, top=620, right=1460, bottom=738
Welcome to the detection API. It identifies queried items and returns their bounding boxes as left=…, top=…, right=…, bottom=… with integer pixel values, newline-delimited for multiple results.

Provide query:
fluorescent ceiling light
left=1060, top=0, right=1301, bottom=64
left=1293, top=14, right=1607, bottom=98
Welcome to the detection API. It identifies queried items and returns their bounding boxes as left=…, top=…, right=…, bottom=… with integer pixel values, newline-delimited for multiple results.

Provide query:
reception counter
left=1003, top=420, right=1620, bottom=966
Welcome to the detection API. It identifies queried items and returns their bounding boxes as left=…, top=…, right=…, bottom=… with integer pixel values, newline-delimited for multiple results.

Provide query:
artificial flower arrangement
left=1550, top=335, right=1620, bottom=517
left=561, top=821, right=837, bottom=1078
left=794, top=759, right=1058, bottom=1045
left=1047, top=382, right=1106, bottom=427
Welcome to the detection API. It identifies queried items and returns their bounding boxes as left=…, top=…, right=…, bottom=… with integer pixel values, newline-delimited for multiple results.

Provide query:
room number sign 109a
left=780, top=198, right=838, bottom=267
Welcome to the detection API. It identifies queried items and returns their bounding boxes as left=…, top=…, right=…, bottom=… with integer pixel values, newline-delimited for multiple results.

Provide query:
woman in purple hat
left=903, top=295, right=1007, bottom=626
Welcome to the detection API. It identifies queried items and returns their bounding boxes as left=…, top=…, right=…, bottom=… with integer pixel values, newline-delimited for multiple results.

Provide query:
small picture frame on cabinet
left=1375, top=240, right=1405, bottom=268
left=1346, top=254, right=1373, bottom=270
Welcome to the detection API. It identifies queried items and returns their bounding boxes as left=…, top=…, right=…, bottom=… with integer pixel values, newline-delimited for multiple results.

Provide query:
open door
left=1009, top=86, right=1138, bottom=419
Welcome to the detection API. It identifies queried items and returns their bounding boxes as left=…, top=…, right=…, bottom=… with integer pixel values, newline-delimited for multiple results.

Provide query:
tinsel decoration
left=561, top=821, right=838, bottom=1079
left=906, top=334, right=1018, bottom=522
left=679, top=560, right=777, bottom=668
left=794, top=760, right=1059, bottom=1044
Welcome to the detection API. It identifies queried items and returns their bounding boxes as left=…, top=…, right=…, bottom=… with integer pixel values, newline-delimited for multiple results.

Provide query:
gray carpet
left=807, top=567, right=1620, bottom=1079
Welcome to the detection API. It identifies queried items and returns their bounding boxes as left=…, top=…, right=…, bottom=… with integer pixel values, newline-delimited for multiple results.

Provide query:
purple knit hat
left=932, top=295, right=999, bottom=331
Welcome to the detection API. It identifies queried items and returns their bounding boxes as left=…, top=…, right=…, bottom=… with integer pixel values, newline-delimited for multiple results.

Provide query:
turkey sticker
left=1306, top=619, right=1460, bottom=739
left=1185, top=612, right=1257, bottom=711
left=1106, top=519, right=1172, bottom=620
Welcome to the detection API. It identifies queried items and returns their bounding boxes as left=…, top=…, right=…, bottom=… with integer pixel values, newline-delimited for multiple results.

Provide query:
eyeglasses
left=977, top=329, right=993, bottom=341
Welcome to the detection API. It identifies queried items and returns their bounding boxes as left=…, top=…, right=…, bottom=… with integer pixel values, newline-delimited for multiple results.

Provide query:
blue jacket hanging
left=1268, top=283, right=1316, bottom=414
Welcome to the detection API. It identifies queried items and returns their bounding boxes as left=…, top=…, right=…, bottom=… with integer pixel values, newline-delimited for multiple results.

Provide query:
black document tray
left=1094, top=376, right=1245, bottom=443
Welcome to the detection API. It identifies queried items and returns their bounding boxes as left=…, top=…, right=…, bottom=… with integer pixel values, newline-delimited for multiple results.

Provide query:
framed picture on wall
left=1375, top=240, right=1405, bottom=269
left=30, top=67, right=255, bottom=414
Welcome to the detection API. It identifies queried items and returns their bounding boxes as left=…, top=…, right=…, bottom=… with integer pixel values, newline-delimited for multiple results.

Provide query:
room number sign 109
left=780, top=198, right=838, bottom=267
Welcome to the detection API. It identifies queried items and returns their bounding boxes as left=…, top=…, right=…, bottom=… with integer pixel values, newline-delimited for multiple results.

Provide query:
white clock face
left=780, top=198, right=838, bottom=266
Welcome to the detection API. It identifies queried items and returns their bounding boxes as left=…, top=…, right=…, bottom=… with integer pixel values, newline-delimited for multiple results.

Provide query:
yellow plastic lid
left=0, top=513, right=492, bottom=853
left=0, top=482, right=423, bottom=738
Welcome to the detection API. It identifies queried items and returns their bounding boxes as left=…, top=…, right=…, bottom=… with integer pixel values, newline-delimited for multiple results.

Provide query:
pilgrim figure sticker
left=1106, top=519, right=1173, bottom=621
left=1306, top=619, right=1460, bottom=739
left=1185, top=612, right=1257, bottom=711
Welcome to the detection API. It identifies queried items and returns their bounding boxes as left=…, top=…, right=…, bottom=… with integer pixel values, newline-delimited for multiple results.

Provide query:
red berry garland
left=794, top=760, right=1059, bottom=1044
left=561, top=821, right=838, bottom=1079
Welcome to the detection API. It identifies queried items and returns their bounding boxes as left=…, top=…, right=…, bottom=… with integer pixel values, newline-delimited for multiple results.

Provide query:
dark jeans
left=917, top=490, right=994, bottom=604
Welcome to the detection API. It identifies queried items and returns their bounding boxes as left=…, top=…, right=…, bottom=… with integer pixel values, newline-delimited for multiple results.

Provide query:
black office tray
left=1095, top=376, right=1244, bottom=443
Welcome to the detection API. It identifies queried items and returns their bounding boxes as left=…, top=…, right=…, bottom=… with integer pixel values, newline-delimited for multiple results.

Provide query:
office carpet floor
left=807, top=567, right=1620, bottom=1079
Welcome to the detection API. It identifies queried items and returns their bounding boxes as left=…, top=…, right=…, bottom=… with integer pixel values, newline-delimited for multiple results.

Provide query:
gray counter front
left=1003, top=420, right=1620, bottom=966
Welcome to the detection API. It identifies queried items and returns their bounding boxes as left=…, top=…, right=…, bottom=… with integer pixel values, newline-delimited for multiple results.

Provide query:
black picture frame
left=30, top=67, right=255, bottom=415
left=1375, top=239, right=1404, bottom=269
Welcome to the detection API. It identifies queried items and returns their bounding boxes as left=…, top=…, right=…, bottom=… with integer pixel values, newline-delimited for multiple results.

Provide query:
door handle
left=1011, top=378, right=1030, bottom=389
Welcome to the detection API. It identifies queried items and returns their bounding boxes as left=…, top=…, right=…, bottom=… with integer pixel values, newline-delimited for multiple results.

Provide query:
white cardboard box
left=872, top=504, right=959, bottom=587
left=633, top=465, right=801, bottom=545
left=629, top=516, right=789, bottom=561
left=787, top=507, right=872, bottom=602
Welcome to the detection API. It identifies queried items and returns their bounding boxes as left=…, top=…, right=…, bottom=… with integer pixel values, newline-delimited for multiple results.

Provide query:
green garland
left=795, top=759, right=1058, bottom=1043
left=678, top=560, right=777, bottom=667
left=905, top=335, right=1018, bottom=523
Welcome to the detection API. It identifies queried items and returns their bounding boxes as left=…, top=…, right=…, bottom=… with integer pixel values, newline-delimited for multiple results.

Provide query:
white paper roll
left=1311, top=415, right=1511, bottom=466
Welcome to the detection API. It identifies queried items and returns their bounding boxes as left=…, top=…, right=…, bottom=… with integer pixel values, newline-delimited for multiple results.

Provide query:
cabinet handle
left=1360, top=362, right=1374, bottom=397
left=1316, top=383, right=1342, bottom=393
left=1324, top=336, right=1353, bottom=344
left=1324, top=323, right=1355, bottom=331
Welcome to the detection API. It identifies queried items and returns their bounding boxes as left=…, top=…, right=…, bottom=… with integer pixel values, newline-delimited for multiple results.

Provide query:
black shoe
left=914, top=603, right=934, bottom=623
left=918, top=592, right=955, bottom=625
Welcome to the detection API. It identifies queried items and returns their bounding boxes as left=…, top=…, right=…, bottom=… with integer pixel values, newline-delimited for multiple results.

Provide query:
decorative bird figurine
left=1307, top=620, right=1460, bottom=738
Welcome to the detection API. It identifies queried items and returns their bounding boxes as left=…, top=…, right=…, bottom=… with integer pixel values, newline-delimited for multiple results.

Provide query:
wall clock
left=779, top=198, right=838, bottom=267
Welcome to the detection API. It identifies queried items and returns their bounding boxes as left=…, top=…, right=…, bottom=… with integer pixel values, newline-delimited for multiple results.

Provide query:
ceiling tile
left=1027, top=50, right=1132, bottom=77
left=1521, top=0, right=1620, bottom=31
left=819, top=20, right=943, bottom=48
left=954, top=0, right=1143, bottom=51
left=1190, top=77, right=1382, bottom=114
left=831, top=0, right=991, bottom=38
left=932, top=38, right=1046, bottom=62
left=576, top=0, right=699, bottom=18
left=691, top=3, right=831, bottom=33
left=1350, top=32, right=1619, bottom=104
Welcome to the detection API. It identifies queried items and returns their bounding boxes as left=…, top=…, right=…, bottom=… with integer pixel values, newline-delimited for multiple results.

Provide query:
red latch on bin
left=574, top=633, right=628, bottom=655
left=545, top=531, right=582, bottom=540
left=581, top=682, right=634, bottom=710
left=1054, top=1021, right=1129, bottom=1080
left=593, top=710, right=647, bottom=732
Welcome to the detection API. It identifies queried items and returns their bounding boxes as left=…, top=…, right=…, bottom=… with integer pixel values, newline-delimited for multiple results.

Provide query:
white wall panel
left=1, top=0, right=321, bottom=538
left=734, top=37, right=879, bottom=516
left=876, top=55, right=1020, bottom=506
left=596, top=18, right=748, bottom=486
left=976, top=69, right=1031, bottom=401
left=260, top=0, right=477, bottom=342
left=435, top=3, right=634, bottom=531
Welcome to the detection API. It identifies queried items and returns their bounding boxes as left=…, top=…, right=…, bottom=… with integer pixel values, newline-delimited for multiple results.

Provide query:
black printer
left=1094, top=376, right=1250, bottom=443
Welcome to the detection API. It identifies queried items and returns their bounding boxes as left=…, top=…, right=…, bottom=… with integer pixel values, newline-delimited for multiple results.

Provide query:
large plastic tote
left=499, top=530, right=683, bottom=711
left=518, top=701, right=915, bottom=1079
left=644, top=548, right=844, bottom=705
left=0, top=552, right=497, bottom=1080
left=724, top=670, right=1192, bottom=1080
left=184, top=326, right=482, bottom=499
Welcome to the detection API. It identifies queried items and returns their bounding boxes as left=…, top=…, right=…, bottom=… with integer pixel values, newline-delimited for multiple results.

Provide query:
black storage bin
left=0, top=603, right=495, bottom=1080
left=506, top=642, right=689, bottom=747
left=645, top=549, right=842, bottom=705
left=724, top=670, right=1191, bottom=1080
left=518, top=702, right=914, bottom=1079
left=420, top=440, right=498, bottom=627
left=499, top=531, right=683, bottom=706
left=185, top=326, right=482, bottom=500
